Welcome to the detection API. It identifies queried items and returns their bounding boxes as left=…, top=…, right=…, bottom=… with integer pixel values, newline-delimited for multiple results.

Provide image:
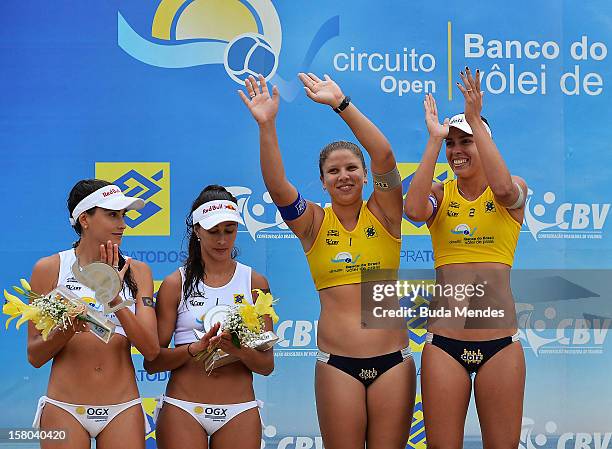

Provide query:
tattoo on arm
left=142, top=297, right=155, bottom=308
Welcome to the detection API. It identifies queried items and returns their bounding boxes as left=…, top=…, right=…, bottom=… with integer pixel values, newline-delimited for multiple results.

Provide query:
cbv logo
left=521, top=417, right=612, bottom=449
left=261, top=425, right=324, bottom=449
left=524, top=189, right=610, bottom=241
left=518, top=305, right=610, bottom=356
left=277, top=320, right=318, bottom=348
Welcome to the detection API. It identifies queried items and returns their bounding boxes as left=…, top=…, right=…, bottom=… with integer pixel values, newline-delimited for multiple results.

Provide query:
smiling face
left=320, top=148, right=367, bottom=205
left=195, top=221, right=238, bottom=263
left=445, top=127, right=483, bottom=178
left=79, top=207, right=127, bottom=246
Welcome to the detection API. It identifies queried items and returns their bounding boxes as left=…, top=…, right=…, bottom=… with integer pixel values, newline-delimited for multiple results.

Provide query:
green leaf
left=231, top=331, right=241, bottom=348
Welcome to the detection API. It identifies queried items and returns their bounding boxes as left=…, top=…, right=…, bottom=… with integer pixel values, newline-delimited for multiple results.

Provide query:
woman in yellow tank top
left=239, top=73, right=416, bottom=449
left=404, top=67, right=527, bottom=449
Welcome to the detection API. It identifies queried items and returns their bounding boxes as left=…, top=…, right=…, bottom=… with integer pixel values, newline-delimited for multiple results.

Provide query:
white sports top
left=174, top=262, right=253, bottom=345
left=57, top=249, right=136, bottom=338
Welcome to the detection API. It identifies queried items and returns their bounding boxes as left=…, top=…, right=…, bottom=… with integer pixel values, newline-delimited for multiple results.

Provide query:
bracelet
left=187, top=343, right=198, bottom=357
left=333, top=96, right=351, bottom=113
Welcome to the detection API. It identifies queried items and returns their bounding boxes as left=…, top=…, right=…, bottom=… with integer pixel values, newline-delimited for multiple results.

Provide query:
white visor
left=69, top=185, right=145, bottom=225
left=448, top=113, right=492, bottom=137
left=192, top=200, right=244, bottom=230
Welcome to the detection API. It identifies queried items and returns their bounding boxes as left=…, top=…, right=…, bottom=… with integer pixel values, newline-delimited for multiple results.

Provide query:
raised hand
left=299, top=73, right=344, bottom=108
left=457, top=67, right=483, bottom=123
left=424, top=94, right=449, bottom=139
left=99, top=240, right=130, bottom=283
left=238, top=74, right=280, bottom=125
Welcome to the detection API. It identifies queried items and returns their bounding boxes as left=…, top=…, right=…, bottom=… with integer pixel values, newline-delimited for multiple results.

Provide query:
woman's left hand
left=99, top=240, right=130, bottom=283
left=209, top=330, right=243, bottom=357
left=299, top=73, right=345, bottom=108
left=457, top=67, right=483, bottom=123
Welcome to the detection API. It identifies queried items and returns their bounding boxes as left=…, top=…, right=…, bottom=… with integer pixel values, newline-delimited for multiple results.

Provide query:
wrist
left=109, top=295, right=122, bottom=308
left=258, top=118, right=277, bottom=129
left=464, top=113, right=481, bottom=125
left=188, top=342, right=202, bottom=357
left=333, top=96, right=351, bottom=113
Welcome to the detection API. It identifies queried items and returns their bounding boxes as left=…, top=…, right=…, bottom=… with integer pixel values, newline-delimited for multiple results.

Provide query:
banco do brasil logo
left=118, top=0, right=339, bottom=101
left=95, top=162, right=170, bottom=236
left=398, top=163, right=454, bottom=236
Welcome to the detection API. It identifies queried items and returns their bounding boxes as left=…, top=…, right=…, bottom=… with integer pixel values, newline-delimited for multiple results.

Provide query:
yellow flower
left=253, top=289, right=279, bottom=324
left=3, top=290, right=40, bottom=330
left=20, top=279, right=31, bottom=292
left=238, top=304, right=261, bottom=332
left=35, top=315, right=56, bottom=340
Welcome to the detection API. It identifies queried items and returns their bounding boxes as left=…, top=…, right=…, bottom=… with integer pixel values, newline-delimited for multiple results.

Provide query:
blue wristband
left=278, top=193, right=307, bottom=221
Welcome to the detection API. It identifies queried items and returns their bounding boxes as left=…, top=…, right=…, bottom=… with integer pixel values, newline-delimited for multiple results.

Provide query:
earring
left=197, top=237, right=201, bottom=242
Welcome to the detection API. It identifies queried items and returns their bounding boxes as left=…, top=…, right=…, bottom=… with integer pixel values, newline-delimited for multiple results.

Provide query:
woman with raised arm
left=239, top=73, right=416, bottom=449
left=404, top=68, right=527, bottom=449
left=144, top=185, right=273, bottom=449
left=29, top=179, right=159, bottom=449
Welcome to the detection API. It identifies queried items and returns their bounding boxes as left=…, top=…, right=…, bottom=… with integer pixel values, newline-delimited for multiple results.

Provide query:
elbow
left=27, top=351, right=44, bottom=369
left=259, top=360, right=275, bottom=376
left=404, top=203, right=427, bottom=223
left=258, top=366, right=274, bottom=377
left=142, top=344, right=161, bottom=362
left=375, top=144, right=394, bottom=166
left=491, top=182, right=515, bottom=200
left=143, top=358, right=160, bottom=375
left=266, top=182, right=290, bottom=202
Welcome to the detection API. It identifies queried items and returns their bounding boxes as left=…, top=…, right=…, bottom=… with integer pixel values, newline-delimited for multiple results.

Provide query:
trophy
left=193, top=305, right=280, bottom=372
left=71, top=260, right=135, bottom=314
left=70, top=259, right=134, bottom=342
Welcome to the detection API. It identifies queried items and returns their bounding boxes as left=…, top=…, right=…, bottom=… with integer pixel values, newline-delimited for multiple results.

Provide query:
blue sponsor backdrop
left=1, top=1, right=611, bottom=448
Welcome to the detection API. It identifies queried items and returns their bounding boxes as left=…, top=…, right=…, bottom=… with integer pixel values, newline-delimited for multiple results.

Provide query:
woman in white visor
left=145, top=185, right=273, bottom=449
left=29, top=178, right=160, bottom=448
left=404, top=68, right=526, bottom=449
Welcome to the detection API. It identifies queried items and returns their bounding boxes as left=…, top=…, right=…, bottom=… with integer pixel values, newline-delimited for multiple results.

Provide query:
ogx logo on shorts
left=95, top=163, right=170, bottom=236
left=80, top=407, right=110, bottom=421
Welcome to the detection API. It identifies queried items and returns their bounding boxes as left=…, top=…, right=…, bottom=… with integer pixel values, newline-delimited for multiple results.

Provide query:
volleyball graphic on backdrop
left=224, top=33, right=278, bottom=83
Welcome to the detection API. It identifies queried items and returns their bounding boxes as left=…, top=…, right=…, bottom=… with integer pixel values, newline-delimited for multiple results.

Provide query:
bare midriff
left=317, top=283, right=409, bottom=357
left=165, top=353, right=255, bottom=404
left=47, top=333, right=139, bottom=404
left=427, top=261, right=518, bottom=341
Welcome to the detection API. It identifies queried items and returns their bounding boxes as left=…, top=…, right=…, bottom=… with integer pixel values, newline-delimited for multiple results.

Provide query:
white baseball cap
left=192, top=200, right=244, bottom=230
left=448, top=113, right=492, bottom=137
left=69, top=185, right=145, bottom=225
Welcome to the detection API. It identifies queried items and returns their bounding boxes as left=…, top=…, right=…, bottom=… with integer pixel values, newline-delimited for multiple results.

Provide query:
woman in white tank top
left=145, top=185, right=273, bottom=449
left=28, top=179, right=159, bottom=449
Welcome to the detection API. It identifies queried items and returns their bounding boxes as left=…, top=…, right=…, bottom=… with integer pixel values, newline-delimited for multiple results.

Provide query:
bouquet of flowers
left=3, top=279, right=115, bottom=342
left=194, top=289, right=280, bottom=373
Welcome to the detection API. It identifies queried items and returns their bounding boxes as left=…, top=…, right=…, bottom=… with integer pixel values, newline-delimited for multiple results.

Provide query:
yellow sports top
left=429, top=179, right=521, bottom=268
left=305, top=202, right=401, bottom=291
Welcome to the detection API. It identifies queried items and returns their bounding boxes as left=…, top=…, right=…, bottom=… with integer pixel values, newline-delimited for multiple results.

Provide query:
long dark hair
left=183, top=185, right=239, bottom=300
left=67, top=179, right=138, bottom=299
